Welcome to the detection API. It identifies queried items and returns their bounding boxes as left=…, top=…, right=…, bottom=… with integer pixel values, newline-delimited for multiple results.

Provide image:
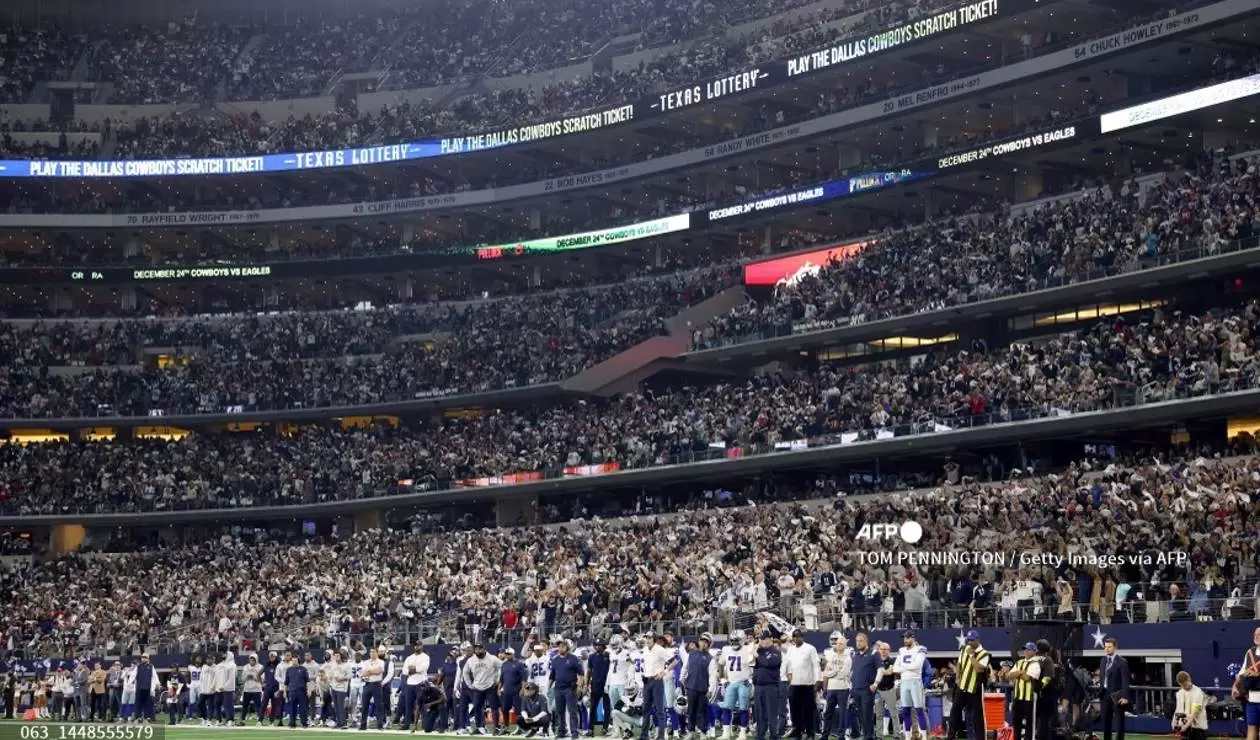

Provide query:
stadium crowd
left=0, top=145, right=1252, bottom=410
left=0, top=0, right=1177, bottom=167
left=0, top=0, right=937, bottom=113
left=1, top=294, right=1258, bottom=514
left=0, top=27, right=86, bottom=104
left=1, top=448, right=1255, bottom=657
left=0, top=265, right=738, bottom=417
left=699, top=148, right=1260, bottom=347
left=87, top=23, right=251, bottom=105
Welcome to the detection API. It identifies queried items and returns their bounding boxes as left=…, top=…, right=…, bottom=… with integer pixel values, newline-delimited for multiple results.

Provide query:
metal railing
left=10, top=591, right=1256, bottom=661
left=395, top=594, right=1259, bottom=651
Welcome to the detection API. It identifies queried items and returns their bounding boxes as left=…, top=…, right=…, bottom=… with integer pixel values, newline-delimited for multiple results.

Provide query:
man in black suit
left=1099, top=636, right=1130, bottom=740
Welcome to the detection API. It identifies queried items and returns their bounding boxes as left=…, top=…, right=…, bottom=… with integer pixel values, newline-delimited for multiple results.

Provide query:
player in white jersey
left=188, top=658, right=203, bottom=722
left=526, top=644, right=553, bottom=696
left=608, top=637, right=635, bottom=711
left=718, top=630, right=754, bottom=740
left=630, top=638, right=648, bottom=685
left=348, top=655, right=365, bottom=727
left=893, top=632, right=929, bottom=740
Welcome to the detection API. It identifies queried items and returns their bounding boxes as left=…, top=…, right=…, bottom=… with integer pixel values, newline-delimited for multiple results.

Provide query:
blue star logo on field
left=1091, top=626, right=1107, bottom=648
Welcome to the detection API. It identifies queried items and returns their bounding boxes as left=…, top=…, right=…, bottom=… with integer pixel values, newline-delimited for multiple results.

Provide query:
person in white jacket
left=202, top=656, right=220, bottom=724
left=821, top=632, right=853, bottom=740
left=217, top=652, right=238, bottom=725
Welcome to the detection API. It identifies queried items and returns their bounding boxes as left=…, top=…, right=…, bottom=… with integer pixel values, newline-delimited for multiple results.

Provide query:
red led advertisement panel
left=742, top=239, right=875, bottom=287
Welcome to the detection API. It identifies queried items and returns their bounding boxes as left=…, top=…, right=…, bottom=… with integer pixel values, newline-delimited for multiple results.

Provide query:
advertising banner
left=1099, top=72, right=1260, bottom=133
left=743, top=240, right=876, bottom=287
left=0, top=214, right=691, bottom=284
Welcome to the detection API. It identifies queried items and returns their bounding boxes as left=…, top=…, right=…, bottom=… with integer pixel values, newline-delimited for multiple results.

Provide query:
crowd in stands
left=239, top=0, right=853, bottom=94
left=0, top=147, right=1251, bottom=410
left=2, top=294, right=1258, bottom=514
left=0, top=0, right=1153, bottom=167
left=228, top=14, right=406, bottom=101
left=88, top=23, right=250, bottom=105
left=0, top=0, right=938, bottom=113
left=0, top=266, right=735, bottom=417
left=0, top=27, right=85, bottom=104
left=699, top=148, right=1260, bottom=347
left=2, top=446, right=1256, bottom=656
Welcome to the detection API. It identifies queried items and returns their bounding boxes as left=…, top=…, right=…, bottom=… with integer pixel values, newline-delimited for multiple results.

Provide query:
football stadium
left=0, top=0, right=1258, bottom=737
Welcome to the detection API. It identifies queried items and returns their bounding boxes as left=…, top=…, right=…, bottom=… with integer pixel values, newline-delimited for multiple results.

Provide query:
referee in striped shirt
left=1007, top=643, right=1040, bottom=740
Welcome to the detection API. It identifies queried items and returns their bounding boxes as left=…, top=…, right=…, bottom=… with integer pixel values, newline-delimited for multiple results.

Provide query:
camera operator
left=1172, top=671, right=1207, bottom=740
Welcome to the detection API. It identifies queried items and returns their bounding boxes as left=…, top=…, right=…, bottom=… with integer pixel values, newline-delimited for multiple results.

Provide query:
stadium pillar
left=401, top=222, right=415, bottom=246
left=923, top=188, right=936, bottom=221
left=354, top=510, right=382, bottom=532
left=50, top=524, right=86, bottom=555
left=655, top=244, right=664, bottom=268
left=399, top=278, right=414, bottom=300
left=496, top=495, right=537, bottom=527
left=530, top=208, right=542, bottom=231
left=532, top=265, right=542, bottom=287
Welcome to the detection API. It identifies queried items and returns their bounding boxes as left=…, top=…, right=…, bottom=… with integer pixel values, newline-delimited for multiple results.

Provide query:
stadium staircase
left=561, top=285, right=746, bottom=396
left=69, top=41, right=100, bottom=84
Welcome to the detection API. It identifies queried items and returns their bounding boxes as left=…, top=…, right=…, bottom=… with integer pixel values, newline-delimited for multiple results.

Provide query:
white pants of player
left=899, top=680, right=925, bottom=710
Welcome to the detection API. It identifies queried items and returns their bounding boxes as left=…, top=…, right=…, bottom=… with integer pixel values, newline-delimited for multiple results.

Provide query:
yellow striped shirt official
left=1013, top=658, right=1036, bottom=702
left=957, top=647, right=989, bottom=694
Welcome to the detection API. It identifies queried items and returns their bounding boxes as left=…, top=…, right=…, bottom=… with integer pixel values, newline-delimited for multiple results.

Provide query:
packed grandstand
left=0, top=0, right=1259, bottom=736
